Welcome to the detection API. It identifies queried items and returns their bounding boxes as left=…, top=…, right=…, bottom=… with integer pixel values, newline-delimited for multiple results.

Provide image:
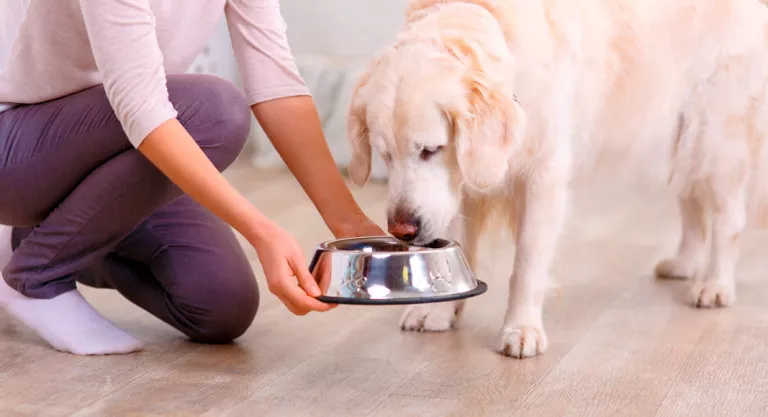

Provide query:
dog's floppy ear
left=444, top=38, right=526, bottom=191
left=345, top=68, right=375, bottom=186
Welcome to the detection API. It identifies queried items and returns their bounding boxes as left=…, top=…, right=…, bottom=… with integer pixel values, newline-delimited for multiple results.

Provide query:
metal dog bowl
left=308, top=236, right=487, bottom=305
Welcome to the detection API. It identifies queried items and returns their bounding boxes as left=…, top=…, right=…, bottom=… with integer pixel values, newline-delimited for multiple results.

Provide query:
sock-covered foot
left=0, top=226, right=143, bottom=355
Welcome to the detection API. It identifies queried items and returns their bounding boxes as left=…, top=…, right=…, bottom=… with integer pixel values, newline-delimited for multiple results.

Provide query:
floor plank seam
left=509, top=326, right=597, bottom=412
left=650, top=320, right=714, bottom=417
left=72, top=344, right=207, bottom=413
left=361, top=358, right=438, bottom=417
left=222, top=311, right=398, bottom=412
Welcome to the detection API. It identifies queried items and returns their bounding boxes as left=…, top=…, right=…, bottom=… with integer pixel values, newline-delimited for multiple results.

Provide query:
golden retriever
left=345, top=0, right=768, bottom=358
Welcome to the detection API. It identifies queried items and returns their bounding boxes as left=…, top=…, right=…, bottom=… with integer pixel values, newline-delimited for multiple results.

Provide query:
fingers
left=274, top=293, right=304, bottom=315
left=281, top=281, right=334, bottom=313
left=290, top=253, right=338, bottom=311
left=256, top=227, right=339, bottom=315
left=290, top=254, right=322, bottom=298
left=266, top=276, right=309, bottom=315
left=268, top=282, right=311, bottom=315
left=268, top=260, right=335, bottom=315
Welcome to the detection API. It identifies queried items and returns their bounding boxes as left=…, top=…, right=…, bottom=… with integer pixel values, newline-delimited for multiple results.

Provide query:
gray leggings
left=0, top=74, right=259, bottom=343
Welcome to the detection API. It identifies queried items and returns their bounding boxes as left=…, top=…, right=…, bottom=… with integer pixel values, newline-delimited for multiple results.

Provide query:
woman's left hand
left=331, top=214, right=386, bottom=239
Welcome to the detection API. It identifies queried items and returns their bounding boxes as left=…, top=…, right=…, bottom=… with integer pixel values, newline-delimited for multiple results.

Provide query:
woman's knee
left=174, top=271, right=260, bottom=344
left=166, top=74, right=252, bottom=171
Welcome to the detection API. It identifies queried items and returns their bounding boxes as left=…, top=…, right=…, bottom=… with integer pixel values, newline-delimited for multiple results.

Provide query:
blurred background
left=188, top=0, right=411, bottom=181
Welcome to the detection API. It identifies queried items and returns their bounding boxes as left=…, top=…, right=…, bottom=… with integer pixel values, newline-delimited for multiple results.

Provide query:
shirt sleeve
left=79, top=0, right=177, bottom=148
left=225, top=0, right=310, bottom=105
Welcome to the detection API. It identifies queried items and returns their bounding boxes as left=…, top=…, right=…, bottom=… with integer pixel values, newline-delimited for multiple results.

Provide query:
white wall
left=255, top=0, right=409, bottom=180
left=190, top=1, right=408, bottom=180
left=280, top=0, right=408, bottom=58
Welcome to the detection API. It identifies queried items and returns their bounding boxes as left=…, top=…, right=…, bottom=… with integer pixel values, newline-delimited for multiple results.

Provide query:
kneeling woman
left=0, top=0, right=383, bottom=355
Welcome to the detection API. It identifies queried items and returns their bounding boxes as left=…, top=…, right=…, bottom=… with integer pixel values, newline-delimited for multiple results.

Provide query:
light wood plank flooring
left=2, top=158, right=767, bottom=416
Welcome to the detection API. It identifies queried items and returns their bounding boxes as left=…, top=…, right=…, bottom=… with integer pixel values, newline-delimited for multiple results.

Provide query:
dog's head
left=346, top=11, right=526, bottom=245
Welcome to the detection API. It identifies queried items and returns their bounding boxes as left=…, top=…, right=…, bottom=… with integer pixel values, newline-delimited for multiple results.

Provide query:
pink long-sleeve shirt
left=0, top=0, right=309, bottom=147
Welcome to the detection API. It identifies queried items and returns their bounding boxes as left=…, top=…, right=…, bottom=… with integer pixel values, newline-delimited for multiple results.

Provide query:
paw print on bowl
left=341, top=270, right=368, bottom=298
left=428, top=269, right=452, bottom=293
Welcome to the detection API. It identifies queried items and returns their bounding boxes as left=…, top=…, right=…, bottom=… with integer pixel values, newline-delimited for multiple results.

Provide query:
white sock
left=0, top=226, right=143, bottom=355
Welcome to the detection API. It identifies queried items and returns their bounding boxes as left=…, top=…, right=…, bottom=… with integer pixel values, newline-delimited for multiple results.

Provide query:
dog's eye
left=419, top=146, right=444, bottom=161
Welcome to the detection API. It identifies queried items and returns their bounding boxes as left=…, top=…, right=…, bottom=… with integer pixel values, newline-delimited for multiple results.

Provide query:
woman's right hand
left=138, top=119, right=334, bottom=316
left=250, top=221, right=336, bottom=315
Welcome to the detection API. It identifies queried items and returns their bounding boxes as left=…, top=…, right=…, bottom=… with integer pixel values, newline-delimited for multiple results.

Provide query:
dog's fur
left=345, top=0, right=768, bottom=358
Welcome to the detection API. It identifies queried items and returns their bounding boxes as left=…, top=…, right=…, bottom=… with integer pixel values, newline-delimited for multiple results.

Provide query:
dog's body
left=346, top=0, right=768, bottom=358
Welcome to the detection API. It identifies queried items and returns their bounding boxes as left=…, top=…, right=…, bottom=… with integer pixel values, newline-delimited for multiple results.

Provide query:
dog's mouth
left=422, top=239, right=447, bottom=249
left=398, top=237, right=446, bottom=249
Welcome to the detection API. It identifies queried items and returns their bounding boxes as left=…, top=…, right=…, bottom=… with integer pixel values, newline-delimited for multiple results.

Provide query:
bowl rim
left=315, top=279, right=488, bottom=305
left=314, top=236, right=460, bottom=254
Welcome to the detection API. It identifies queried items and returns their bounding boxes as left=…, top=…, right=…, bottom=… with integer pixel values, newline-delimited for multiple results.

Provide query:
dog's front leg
left=498, top=173, right=567, bottom=358
left=400, top=215, right=469, bottom=332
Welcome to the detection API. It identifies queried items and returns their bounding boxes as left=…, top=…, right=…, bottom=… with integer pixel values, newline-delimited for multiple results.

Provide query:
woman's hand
left=139, top=119, right=335, bottom=315
left=250, top=221, right=335, bottom=315
left=250, top=213, right=381, bottom=315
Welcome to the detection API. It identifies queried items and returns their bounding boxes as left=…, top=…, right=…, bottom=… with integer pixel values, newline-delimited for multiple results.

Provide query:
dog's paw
left=400, top=303, right=458, bottom=332
left=498, top=325, right=548, bottom=359
left=689, top=281, right=735, bottom=308
left=654, top=257, right=696, bottom=280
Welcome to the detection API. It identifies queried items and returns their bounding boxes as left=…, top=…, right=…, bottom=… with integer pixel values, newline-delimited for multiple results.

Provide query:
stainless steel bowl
left=308, top=236, right=487, bottom=305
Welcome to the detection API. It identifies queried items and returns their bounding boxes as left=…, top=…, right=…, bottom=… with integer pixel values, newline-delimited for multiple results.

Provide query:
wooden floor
left=2, top=158, right=768, bottom=416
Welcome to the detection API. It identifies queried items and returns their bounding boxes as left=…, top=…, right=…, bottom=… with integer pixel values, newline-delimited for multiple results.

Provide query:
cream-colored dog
left=345, top=0, right=768, bottom=358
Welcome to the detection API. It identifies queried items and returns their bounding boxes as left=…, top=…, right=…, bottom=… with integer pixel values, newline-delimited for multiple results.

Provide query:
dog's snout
left=388, top=207, right=421, bottom=242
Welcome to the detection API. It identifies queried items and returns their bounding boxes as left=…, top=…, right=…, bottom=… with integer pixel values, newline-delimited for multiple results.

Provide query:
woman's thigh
left=0, top=73, right=252, bottom=227
left=0, top=85, right=132, bottom=225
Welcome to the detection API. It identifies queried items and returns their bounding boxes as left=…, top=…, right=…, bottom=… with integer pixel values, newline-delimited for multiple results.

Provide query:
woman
left=0, top=0, right=384, bottom=355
